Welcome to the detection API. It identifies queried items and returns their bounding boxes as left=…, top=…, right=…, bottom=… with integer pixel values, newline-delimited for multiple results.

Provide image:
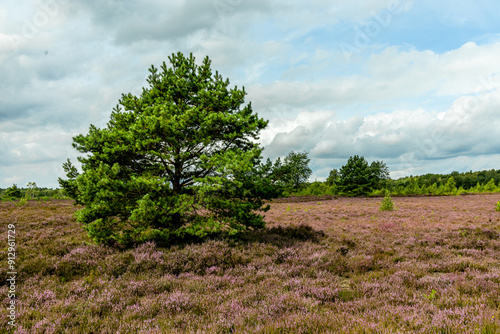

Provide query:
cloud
left=1, top=0, right=500, bottom=188
left=0, top=125, right=79, bottom=188
left=70, top=0, right=271, bottom=45
left=262, top=88, right=500, bottom=180
left=248, top=42, right=500, bottom=114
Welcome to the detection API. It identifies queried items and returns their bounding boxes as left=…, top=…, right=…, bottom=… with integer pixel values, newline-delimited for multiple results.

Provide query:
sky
left=1, top=0, right=500, bottom=188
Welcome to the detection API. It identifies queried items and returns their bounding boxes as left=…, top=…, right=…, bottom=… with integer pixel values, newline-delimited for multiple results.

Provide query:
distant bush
left=4, top=184, right=22, bottom=199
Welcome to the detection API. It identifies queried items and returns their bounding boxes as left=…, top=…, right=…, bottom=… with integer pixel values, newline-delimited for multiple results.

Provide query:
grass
left=1, top=194, right=500, bottom=333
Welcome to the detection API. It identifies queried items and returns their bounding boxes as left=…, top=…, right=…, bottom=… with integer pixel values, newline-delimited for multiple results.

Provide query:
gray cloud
left=262, top=89, right=500, bottom=180
left=1, top=0, right=500, bottom=188
left=71, top=0, right=271, bottom=45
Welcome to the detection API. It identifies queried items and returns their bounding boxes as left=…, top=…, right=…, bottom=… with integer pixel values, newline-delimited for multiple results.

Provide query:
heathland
left=1, top=194, right=500, bottom=333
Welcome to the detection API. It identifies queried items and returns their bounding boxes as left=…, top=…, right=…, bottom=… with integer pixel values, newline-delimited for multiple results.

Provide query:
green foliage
left=379, top=194, right=394, bottom=211
left=377, top=170, right=500, bottom=197
left=444, top=176, right=458, bottom=195
left=59, top=52, right=269, bottom=246
left=388, top=169, right=500, bottom=193
left=424, top=289, right=438, bottom=300
left=326, top=169, right=339, bottom=186
left=257, top=151, right=312, bottom=196
left=25, top=181, right=38, bottom=199
left=282, top=151, right=312, bottom=191
left=295, top=181, right=336, bottom=196
left=5, top=184, right=22, bottom=198
left=285, top=167, right=500, bottom=198
left=483, top=178, right=498, bottom=192
left=59, top=159, right=80, bottom=200
left=250, top=158, right=288, bottom=199
left=16, top=198, right=28, bottom=207
left=337, top=155, right=387, bottom=196
left=496, top=201, right=500, bottom=212
left=370, top=160, right=390, bottom=188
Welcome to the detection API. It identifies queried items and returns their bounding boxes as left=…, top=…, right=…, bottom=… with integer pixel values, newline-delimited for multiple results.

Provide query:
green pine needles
left=59, top=52, right=269, bottom=246
left=379, top=194, right=394, bottom=211
left=337, top=155, right=389, bottom=197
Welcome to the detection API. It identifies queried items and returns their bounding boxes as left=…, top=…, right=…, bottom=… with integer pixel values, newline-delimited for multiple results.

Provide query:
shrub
left=16, top=198, right=27, bottom=207
left=379, top=194, right=394, bottom=211
left=5, top=184, right=22, bottom=198
left=496, top=201, right=500, bottom=212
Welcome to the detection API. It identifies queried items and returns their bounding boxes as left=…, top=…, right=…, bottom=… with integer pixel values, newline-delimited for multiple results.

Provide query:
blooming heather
left=0, top=195, right=499, bottom=333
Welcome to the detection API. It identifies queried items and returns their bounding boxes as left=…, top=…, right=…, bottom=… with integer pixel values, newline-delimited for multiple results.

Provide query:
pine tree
left=337, top=155, right=377, bottom=196
left=59, top=52, right=269, bottom=245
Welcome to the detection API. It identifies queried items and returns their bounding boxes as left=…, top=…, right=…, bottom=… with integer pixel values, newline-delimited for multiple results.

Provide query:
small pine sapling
left=379, top=194, right=394, bottom=211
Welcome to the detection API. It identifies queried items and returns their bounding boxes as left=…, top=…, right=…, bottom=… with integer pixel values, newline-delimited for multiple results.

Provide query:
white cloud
left=262, top=87, right=500, bottom=180
left=1, top=0, right=500, bottom=187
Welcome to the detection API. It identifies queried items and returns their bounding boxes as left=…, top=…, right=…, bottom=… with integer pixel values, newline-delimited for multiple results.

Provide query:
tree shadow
left=229, top=224, right=326, bottom=247
left=147, top=223, right=326, bottom=249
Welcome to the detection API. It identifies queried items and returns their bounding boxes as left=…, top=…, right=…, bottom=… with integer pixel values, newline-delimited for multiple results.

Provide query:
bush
left=16, top=198, right=27, bottom=207
left=496, top=201, right=500, bottom=212
left=379, top=194, right=394, bottom=211
left=4, top=184, right=22, bottom=199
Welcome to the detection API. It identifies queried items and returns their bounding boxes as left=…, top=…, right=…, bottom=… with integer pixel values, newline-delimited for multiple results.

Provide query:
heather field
left=1, top=194, right=500, bottom=333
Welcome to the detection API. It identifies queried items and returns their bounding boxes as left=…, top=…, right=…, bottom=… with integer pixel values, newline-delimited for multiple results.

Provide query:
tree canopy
left=256, top=151, right=312, bottom=195
left=282, top=151, right=313, bottom=191
left=337, top=155, right=389, bottom=196
left=59, top=52, right=269, bottom=246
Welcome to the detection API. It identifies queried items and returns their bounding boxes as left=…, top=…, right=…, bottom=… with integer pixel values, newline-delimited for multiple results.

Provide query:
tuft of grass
left=423, top=289, right=437, bottom=300
left=496, top=201, right=500, bottom=211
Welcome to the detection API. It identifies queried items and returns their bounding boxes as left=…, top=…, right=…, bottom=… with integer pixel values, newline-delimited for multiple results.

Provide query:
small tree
left=326, top=169, right=339, bottom=186
left=483, top=178, right=497, bottom=192
left=252, top=158, right=287, bottom=198
left=59, top=52, right=269, bottom=246
left=259, top=152, right=312, bottom=194
left=444, top=176, right=458, bottom=195
left=282, top=151, right=312, bottom=191
left=379, top=194, right=394, bottom=211
left=26, top=182, right=38, bottom=199
left=370, top=160, right=390, bottom=189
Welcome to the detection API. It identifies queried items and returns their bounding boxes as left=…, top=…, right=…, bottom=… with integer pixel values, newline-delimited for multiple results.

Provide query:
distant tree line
left=3, top=157, right=499, bottom=202
left=380, top=170, right=500, bottom=196
left=295, top=158, right=500, bottom=197
left=389, top=169, right=500, bottom=191
left=0, top=183, right=66, bottom=201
